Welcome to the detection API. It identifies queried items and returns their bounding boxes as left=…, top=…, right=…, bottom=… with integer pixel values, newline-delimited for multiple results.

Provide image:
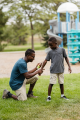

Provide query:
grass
left=3, top=43, right=67, bottom=52
left=0, top=74, right=80, bottom=120
left=3, top=43, right=45, bottom=52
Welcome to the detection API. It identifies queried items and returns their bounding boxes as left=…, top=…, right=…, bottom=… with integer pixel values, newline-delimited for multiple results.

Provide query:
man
left=2, top=49, right=43, bottom=101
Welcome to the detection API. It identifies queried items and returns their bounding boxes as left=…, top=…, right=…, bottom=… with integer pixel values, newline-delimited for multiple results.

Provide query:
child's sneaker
left=61, top=96, right=69, bottom=100
left=46, top=97, right=51, bottom=101
left=2, top=89, right=10, bottom=99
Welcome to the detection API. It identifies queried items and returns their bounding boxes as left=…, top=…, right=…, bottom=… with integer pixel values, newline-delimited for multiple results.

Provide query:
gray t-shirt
left=45, top=47, right=67, bottom=73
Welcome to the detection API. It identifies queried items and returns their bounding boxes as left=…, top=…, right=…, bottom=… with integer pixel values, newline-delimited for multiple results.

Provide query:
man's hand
left=36, top=63, right=42, bottom=69
left=68, top=67, right=72, bottom=73
left=37, top=68, right=44, bottom=76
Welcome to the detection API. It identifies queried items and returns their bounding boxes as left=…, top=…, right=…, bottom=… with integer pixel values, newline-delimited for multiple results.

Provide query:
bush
left=0, top=44, right=7, bottom=51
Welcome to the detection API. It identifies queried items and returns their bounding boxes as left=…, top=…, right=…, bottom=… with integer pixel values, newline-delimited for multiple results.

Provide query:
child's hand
left=68, top=67, right=72, bottom=73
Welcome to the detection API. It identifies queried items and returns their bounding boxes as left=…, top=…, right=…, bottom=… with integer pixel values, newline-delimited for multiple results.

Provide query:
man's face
left=48, top=41, right=57, bottom=49
left=28, top=53, right=35, bottom=62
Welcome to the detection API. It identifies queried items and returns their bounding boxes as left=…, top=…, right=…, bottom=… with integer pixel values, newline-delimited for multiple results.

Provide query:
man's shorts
left=50, top=73, right=64, bottom=84
left=15, top=76, right=38, bottom=101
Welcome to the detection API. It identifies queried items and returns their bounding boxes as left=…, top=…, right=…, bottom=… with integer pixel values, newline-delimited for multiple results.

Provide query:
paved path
left=0, top=50, right=80, bottom=78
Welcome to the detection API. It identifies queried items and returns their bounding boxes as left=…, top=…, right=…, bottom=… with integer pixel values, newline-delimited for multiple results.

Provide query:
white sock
left=48, top=96, right=51, bottom=98
left=61, top=94, right=64, bottom=97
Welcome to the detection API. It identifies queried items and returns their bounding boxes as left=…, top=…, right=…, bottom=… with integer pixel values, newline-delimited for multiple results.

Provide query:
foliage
left=42, top=32, right=49, bottom=48
left=1, top=0, right=80, bottom=50
left=1, top=0, right=69, bottom=49
left=3, top=16, right=28, bottom=45
left=11, top=15, right=28, bottom=45
left=0, top=74, right=80, bottom=119
left=63, top=34, right=67, bottom=47
left=0, top=7, right=8, bottom=51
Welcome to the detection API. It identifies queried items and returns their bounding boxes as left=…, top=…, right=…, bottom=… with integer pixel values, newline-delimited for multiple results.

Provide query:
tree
left=2, top=0, right=64, bottom=49
left=11, top=15, right=28, bottom=45
left=2, top=0, right=80, bottom=50
left=0, top=7, right=8, bottom=51
left=42, top=32, right=49, bottom=48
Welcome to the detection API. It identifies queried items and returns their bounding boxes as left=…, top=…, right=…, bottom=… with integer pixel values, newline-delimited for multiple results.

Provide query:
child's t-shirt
left=45, top=47, right=67, bottom=73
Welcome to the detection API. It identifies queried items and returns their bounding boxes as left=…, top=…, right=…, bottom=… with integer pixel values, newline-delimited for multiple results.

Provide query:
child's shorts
left=50, top=73, right=64, bottom=84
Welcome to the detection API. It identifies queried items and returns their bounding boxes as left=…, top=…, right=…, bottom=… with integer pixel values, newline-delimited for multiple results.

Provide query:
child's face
left=48, top=41, right=57, bottom=49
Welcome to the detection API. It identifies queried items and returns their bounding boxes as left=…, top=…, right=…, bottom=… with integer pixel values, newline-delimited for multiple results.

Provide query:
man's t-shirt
left=45, top=47, right=67, bottom=73
left=9, top=58, right=28, bottom=91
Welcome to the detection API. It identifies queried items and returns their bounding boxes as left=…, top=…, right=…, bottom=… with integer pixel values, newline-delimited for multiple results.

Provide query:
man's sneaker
left=2, top=89, right=9, bottom=99
left=27, top=91, right=37, bottom=98
left=61, top=96, right=69, bottom=100
left=46, top=97, right=51, bottom=101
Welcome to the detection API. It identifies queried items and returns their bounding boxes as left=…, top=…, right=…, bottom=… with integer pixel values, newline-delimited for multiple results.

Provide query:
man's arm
left=28, top=67, right=37, bottom=74
left=65, top=57, right=72, bottom=73
left=28, top=63, right=42, bottom=74
left=23, top=68, right=43, bottom=79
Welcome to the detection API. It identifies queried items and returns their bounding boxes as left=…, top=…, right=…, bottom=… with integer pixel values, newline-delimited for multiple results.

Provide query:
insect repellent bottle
left=37, top=65, right=40, bottom=69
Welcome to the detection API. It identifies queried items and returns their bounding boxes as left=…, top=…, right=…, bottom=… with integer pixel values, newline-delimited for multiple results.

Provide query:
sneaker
left=61, top=96, right=69, bottom=100
left=2, top=89, right=9, bottom=99
left=46, top=97, right=51, bottom=101
left=27, top=91, right=37, bottom=98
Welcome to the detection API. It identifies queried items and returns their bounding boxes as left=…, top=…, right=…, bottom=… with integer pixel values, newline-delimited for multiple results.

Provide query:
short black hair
left=25, top=49, right=35, bottom=56
left=48, top=37, right=57, bottom=43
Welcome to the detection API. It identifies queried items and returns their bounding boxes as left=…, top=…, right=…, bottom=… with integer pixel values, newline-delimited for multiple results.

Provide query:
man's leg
left=2, top=89, right=18, bottom=100
left=15, top=83, right=27, bottom=101
left=8, top=93, right=18, bottom=100
left=26, top=76, right=38, bottom=98
left=28, top=81, right=36, bottom=94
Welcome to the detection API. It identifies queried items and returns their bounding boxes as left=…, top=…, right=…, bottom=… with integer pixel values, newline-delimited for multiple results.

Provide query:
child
left=41, top=37, right=72, bottom=101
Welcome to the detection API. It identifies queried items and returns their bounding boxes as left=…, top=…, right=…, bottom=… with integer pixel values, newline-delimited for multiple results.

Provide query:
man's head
left=25, top=49, right=35, bottom=62
left=48, top=37, right=57, bottom=49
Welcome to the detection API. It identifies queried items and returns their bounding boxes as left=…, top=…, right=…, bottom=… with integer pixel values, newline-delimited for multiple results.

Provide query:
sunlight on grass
left=3, top=43, right=45, bottom=52
left=0, top=74, right=80, bottom=120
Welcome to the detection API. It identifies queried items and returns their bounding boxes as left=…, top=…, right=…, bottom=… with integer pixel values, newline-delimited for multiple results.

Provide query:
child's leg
left=48, top=74, right=57, bottom=96
left=58, top=73, right=65, bottom=97
left=47, top=74, right=57, bottom=101
left=58, top=73, right=69, bottom=99
left=59, top=84, right=64, bottom=94
left=47, top=84, right=53, bottom=101
left=58, top=73, right=64, bottom=94
left=48, top=84, right=53, bottom=96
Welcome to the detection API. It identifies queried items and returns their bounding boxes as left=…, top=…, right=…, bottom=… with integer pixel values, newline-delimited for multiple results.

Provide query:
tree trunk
left=30, top=21, right=34, bottom=50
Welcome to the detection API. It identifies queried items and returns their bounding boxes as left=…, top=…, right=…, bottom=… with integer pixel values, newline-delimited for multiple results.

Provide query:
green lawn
left=0, top=74, right=80, bottom=120
left=3, top=43, right=45, bottom=52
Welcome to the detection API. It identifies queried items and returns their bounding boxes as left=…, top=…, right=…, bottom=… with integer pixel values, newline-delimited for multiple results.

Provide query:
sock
left=61, top=94, right=64, bottom=97
left=28, top=91, right=32, bottom=95
left=48, top=96, right=51, bottom=98
left=7, top=92, right=13, bottom=97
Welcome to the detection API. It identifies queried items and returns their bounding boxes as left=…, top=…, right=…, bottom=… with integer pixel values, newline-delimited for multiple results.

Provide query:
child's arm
left=38, top=60, right=47, bottom=76
left=41, top=60, right=47, bottom=70
left=65, top=57, right=72, bottom=73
